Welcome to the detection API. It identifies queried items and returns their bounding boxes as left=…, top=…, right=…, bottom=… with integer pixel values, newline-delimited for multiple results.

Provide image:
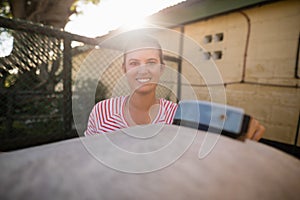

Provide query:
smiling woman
left=85, top=33, right=178, bottom=134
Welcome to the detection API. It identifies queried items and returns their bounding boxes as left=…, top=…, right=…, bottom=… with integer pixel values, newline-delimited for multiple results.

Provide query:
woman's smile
left=136, top=77, right=151, bottom=83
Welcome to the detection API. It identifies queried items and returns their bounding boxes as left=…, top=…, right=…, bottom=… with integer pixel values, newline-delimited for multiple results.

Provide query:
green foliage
left=75, top=78, right=108, bottom=103
left=95, top=80, right=108, bottom=103
left=0, top=0, right=101, bottom=19
left=0, top=119, right=75, bottom=151
left=0, top=0, right=12, bottom=18
left=81, top=0, right=100, bottom=5
left=3, top=73, right=17, bottom=88
left=71, top=0, right=101, bottom=13
left=0, top=0, right=102, bottom=151
left=0, top=92, right=76, bottom=151
left=10, top=69, right=43, bottom=90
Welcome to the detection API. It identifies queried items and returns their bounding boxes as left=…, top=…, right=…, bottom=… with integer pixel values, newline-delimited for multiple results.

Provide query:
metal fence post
left=177, top=25, right=185, bottom=102
left=63, top=38, right=72, bottom=136
left=6, top=91, right=13, bottom=137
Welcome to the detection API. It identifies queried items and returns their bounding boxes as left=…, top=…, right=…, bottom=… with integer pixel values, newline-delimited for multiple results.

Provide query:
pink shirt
left=85, top=96, right=178, bottom=136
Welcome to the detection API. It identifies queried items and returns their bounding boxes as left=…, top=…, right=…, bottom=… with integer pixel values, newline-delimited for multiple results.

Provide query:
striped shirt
left=85, top=96, right=178, bottom=136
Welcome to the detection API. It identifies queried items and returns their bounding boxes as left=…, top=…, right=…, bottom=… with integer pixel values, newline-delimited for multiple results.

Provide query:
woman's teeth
left=136, top=78, right=151, bottom=83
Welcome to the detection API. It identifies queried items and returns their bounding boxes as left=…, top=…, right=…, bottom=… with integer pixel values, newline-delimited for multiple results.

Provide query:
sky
left=65, top=0, right=185, bottom=37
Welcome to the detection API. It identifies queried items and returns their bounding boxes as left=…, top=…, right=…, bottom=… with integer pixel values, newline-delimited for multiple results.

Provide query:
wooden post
left=63, top=38, right=72, bottom=136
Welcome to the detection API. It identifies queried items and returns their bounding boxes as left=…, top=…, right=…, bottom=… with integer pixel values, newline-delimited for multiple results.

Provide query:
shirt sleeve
left=84, top=103, right=103, bottom=136
left=161, top=99, right=178, bottom=124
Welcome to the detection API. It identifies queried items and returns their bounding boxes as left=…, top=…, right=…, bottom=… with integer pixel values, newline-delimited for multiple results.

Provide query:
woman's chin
left=132, top=84, right=157, bottom=95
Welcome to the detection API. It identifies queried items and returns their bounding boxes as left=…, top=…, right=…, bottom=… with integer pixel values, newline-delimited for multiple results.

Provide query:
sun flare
left=65, top=0, right=185, bottom=37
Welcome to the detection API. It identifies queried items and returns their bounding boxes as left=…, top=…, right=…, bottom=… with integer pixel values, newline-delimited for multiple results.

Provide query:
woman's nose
left=137, top=64, right=148, bottom=74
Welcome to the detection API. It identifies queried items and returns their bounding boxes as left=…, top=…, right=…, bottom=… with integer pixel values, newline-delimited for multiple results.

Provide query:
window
left=214, top=33, right=224, bottom=42
left=203, top=52, right=211, bottom=60
left=212, top=51, right=222, bottom=60
left=203, top=35, right=212, bottom=44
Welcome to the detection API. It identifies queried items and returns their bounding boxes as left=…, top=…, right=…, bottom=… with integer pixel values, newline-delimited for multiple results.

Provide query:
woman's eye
left=146, top=62, right=157, bottom=66
left=129, top=62, right=139, bottom=66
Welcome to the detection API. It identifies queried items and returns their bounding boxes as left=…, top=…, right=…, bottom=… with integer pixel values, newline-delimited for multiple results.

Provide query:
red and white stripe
left=85, top=96, right=178, bottom=136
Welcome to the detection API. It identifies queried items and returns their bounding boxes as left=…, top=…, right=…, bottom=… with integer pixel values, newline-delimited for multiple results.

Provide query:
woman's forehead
left=123, top=35, right=162, bottom=53
left=125, top=48, right=160, bottom=60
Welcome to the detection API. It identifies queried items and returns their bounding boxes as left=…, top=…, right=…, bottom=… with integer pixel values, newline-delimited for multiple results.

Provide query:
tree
left=2, top=0, right=100, bottom=28
left=0, top=0, right=100, bottom=91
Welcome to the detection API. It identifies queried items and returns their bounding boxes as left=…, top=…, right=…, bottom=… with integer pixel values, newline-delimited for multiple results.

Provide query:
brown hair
left=123, top=34, right=164, bottom=65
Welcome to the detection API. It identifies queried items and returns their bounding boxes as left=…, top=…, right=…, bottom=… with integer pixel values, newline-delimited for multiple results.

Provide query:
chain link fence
left=0, top=17, right=180, bottom=151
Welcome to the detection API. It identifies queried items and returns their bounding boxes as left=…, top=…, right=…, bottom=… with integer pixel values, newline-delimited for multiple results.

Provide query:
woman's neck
left=128, top=91, right=158, bottom=111
left=124, top=91, right=160, bottom=126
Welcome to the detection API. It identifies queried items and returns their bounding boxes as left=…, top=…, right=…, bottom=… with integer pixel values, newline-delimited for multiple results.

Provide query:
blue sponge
left=173, top=100, right=250, bottom=138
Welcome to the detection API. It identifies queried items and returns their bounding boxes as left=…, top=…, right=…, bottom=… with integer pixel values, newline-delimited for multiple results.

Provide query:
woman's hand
left=245, top=118, right=266, bottom=141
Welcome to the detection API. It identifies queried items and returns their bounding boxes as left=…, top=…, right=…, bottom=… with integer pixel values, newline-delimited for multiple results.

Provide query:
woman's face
left=123, top=48, right=164, bottom=95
